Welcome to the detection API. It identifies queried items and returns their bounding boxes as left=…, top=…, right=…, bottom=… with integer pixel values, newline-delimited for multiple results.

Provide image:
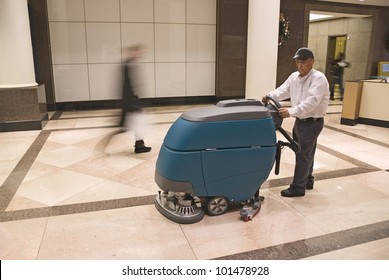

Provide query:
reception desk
left=341, top=79, right=389, bottom=128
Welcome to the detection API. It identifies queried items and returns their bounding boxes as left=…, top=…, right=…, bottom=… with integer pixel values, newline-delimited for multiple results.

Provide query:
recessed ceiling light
left=310, top=13, right=334, bottom=21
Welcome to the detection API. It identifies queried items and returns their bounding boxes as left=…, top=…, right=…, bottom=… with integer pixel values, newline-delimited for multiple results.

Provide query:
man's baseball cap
left=293, top=48, right=314, bottom=60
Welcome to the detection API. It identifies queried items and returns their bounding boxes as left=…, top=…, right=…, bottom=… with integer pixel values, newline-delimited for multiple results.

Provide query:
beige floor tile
left=318, top=130, right=389, bottom=169
left=16, top=169, right=106, bottom=206
left=61, top=109, right=120, bottom=119
left=182, top=190, right=324, bottom=259
left=0, top=218, right=48, bottom=259
left=67, top=154, right=145, bottom=180
left=49, top=128, right=115, bottom=146
left=37, top=205, right=195, bottom=260
left=356, top=170, right=389, bottom=196
left=43, top=119, right=77, bottom=130
left=22, top=162, right=61, bottom=184
left=0, top=131, right=39, bottom=161
left=274, top=176, right=389, bottom=233
left=36, top=145, right=102, bottom=168
left=350, top=149, right=389, bottom=170
left=62, top=179, right=155, bottom=205
left=74, top=116, right=119, bottom=129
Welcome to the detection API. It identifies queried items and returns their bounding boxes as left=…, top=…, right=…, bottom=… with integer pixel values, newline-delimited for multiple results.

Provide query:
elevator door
left=326, top=35, right=347, bottom=84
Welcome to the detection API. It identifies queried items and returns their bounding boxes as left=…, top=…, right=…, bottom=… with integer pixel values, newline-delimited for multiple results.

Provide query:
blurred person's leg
left=129, top=112, right=151, bottom=153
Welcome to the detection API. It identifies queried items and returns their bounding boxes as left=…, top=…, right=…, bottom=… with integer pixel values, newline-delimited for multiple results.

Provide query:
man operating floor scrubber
left=154, top=98, right=300, bottom=224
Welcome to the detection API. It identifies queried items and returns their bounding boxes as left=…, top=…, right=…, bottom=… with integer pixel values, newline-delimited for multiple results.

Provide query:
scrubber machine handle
left=264, top=96, right=301, bottom=175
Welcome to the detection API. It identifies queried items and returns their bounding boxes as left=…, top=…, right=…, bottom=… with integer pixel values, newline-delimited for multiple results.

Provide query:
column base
left=340, top=117, right=359, bottom=126
left=0, top=85, right=48, bottom=132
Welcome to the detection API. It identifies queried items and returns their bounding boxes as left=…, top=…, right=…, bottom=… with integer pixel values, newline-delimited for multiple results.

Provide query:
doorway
left=307, top=7, right=375, bottom=84
left=326, top=35, right=347, bottom=96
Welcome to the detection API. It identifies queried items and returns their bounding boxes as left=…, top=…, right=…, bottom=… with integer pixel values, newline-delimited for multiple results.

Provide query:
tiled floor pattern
left=0, top=102, right=388, bottom=260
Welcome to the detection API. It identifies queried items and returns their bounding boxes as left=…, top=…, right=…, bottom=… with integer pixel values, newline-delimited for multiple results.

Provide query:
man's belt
left=297, top=117, right=323, bottom=122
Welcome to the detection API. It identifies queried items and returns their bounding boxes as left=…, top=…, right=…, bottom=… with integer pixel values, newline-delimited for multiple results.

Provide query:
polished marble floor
left=1, top=101, right=388, bottom=260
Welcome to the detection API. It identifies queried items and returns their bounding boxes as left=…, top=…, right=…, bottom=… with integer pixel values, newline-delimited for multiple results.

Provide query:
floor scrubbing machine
left=154, top=98, right=299, bottom=224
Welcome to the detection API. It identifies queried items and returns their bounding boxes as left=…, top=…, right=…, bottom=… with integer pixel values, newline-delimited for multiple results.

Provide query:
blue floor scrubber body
left=154, top=99, right=279, bottom=224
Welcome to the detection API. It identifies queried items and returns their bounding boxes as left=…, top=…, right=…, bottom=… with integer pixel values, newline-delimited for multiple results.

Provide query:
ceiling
left=311, top=0, right=388, bottom=22
left=318, top=0, right=389, bottom=7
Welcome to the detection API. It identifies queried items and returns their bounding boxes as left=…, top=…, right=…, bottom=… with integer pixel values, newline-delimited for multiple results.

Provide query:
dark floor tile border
left=213, top=220, right=389, bottom=260
left=265, top=166, right=379, bottom=189
left=50, top=111, right=62, bottom=120
left=0, top=195, right=156, bottom=223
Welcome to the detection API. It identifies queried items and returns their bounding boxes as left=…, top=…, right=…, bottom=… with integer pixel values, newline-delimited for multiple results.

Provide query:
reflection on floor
left=0, top=101, right=388, bottom=260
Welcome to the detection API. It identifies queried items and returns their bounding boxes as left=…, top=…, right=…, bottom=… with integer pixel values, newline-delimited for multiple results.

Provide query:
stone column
left=245, top=0, right=280, bottom=99
left=0, top=0, right=47, bottom=132
left=0, top=0, right=37, bottom=87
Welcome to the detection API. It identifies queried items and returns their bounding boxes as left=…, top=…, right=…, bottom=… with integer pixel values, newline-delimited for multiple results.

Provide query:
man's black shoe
left=281, top=188, right=305, bottom=197
left=306, top=184, right=313, bottom=190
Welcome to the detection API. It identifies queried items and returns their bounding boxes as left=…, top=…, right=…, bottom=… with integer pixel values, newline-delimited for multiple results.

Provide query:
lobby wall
left=46, top=0, right=217, bottom=104
left=26, top=0, right=389, bottom=109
